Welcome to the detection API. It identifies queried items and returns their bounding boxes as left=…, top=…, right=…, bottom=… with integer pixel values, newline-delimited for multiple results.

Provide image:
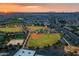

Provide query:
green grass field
left=27, top=26, right=48, bottom=32
left=28, top=33, right=61, bottom=48
left=0, top=27, right=22, bottom=33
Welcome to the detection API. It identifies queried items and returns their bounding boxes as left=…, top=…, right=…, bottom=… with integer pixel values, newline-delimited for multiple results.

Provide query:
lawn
left=27, top=26, right=48, bottom=32
left=0, top=27, right=22, bottom=33
left=15, top=33, right=26, bottom=39
left=28, top=33, right=61, bottom=48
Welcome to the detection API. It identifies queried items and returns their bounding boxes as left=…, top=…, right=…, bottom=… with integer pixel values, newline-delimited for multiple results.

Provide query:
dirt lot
left=7, top=39, right=24, bottom=45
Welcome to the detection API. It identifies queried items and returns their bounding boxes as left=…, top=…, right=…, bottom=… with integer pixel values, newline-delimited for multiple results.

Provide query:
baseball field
left=28, top=33, right=61, bottom=48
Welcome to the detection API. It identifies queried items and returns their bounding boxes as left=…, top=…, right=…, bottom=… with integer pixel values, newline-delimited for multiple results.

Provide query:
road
left=20, top=21, right=31, bottom=49
left=22, top=31, right=31, bottom=48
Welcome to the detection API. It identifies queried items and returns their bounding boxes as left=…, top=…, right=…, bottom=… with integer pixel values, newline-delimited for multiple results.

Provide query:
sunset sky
left=0, top=3, right=79, bottom=13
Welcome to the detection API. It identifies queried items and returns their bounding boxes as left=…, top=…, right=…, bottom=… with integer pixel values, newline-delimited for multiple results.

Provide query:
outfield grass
left=0, top=27, right=22, bottom=33
left=28, top=33, right=61, bottom=48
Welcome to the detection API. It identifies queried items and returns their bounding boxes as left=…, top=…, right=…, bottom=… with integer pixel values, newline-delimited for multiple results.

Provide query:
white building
left=14, top=49, right=36, bottom=56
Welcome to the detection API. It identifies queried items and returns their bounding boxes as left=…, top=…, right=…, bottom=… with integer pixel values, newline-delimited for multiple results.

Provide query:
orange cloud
left=0, top=4, right=78, bottom=13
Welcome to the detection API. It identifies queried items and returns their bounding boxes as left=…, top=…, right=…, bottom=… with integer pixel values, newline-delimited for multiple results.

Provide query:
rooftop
left=14, top=49, right=36, bottom=56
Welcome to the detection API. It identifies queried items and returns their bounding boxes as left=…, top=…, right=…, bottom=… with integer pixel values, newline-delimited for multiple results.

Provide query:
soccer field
left=0, top=27, right=22, bottom=32
left=28, top=33, right=61, bottom=48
